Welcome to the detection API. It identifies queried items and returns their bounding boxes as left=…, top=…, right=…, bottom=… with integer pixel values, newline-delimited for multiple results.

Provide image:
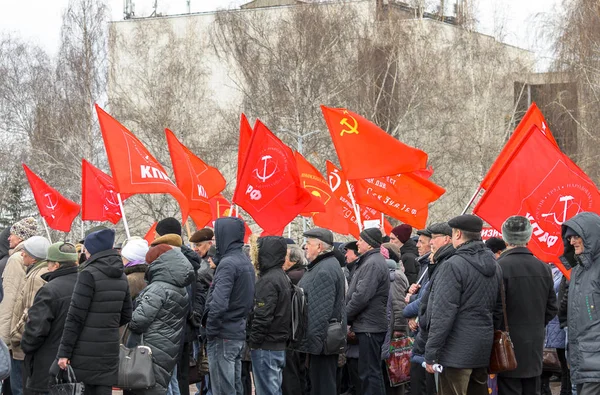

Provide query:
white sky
left=0, top=0, right=560, bottom=70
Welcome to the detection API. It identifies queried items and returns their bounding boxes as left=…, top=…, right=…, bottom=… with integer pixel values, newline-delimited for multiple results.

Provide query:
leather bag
left=489, top=278, right=518, bottom=374
left=117, top=325, right=156, bottom=390
left=542, top=348, right=561, bottom=373
left=49, top=366, right=84, bottom=395
left=323, top=319, right=346, bottom=355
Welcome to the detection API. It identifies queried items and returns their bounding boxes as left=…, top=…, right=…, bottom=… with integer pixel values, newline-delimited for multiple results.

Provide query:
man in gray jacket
left=424, top=215, right=502, bottom=395
left=562, top=212, right=600, bottom=395
left=297, top=228, right=346, bottom=395
left=346, top=227, right=390, bottom=395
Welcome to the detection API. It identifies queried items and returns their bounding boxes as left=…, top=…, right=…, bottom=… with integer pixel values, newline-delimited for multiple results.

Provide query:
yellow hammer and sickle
left=339, top=111, right=359, bottom=136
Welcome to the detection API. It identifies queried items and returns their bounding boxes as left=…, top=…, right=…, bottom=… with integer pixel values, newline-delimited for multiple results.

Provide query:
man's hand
left=404, top=293, right=412, bottom=304
left=408, top=283, right=420, bottom=294
left=58, top=358, right=70, bottom=370
left=408, top=318, right=418, bottom=331
left=425, top=363, right=435, bottom=374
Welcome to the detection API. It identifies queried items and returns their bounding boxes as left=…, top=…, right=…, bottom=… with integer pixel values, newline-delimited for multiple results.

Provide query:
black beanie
left=360, top=228, right=383, bottom=249
left=156, top=217, right=182, bottom=236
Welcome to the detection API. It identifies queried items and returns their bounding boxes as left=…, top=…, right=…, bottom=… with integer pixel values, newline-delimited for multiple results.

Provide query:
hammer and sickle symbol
left=339, top=111, right=359, bottom=136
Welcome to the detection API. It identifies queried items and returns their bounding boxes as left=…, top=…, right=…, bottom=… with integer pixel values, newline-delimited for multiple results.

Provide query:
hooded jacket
left=57, top=249, right=132, bottom=385
left=423, top=240, right=502, bottom=368
left=130, top=248, right=194, bottom=393
left=21, top=265, right=78, bottom=392
left=562, top=212, right=600, bottom=384
left=400, top=238, right=419, bottom=285
left=249, top=236, right=291, bottom=350
left=297, top=251, right=346, bottom=355
left=346, top=249, right=390, bottom=333
left=204, top=217, right=255, bottom=341
left=285, top=262, right=306, bottom=286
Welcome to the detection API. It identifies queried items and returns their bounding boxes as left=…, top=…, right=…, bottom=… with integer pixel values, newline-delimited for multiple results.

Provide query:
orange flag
left=351, top=172, right=445, bottom=229
left=144, top=222, right=158, bottom=245
left=233, top=120, right=321, bottom=234
left=81, top=159, right=132, bottom=224
left=480, top=102, right=558, bottom=190
left=326, top=161, right=392, bottom=239
left=23, top=164, right=80, bottom=232
left=165, top=128, right=225, bottom=211
left=295, top=152, right=349, bottom=235
left=237, top=114, right=253, bottom=183
left=321, top=105, right=427, bottom=179
left=95, top=105, right=189, bottom=221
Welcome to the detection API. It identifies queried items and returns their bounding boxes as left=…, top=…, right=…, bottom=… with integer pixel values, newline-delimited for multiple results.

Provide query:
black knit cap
left=344, top=241, right=358, bottom=253
left=360, top=228, right=383, bottom=249
left=156, top=217, right=182, bottom=236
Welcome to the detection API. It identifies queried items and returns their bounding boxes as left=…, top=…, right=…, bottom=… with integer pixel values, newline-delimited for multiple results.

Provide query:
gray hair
left=287, top=245, right=307, bottom=266
left=308, top=238, right=333, bottom=253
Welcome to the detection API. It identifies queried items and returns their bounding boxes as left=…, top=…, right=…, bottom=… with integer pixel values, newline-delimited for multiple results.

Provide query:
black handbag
left=117, top=325, right=156, bottom=390
left=49, top=366, right=84, bottom=395
left=323, top=319, right=346, bottom=355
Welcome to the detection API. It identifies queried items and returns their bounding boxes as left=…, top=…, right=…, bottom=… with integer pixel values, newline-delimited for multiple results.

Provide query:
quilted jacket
left=423, top=240, right=502, bottom=368
left=297, top=251, right=346, bottom=355
left=545, top=266, right=566, bottom=349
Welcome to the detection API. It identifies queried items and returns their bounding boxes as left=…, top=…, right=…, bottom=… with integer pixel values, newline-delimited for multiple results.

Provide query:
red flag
left=321, top=106, right=427, bottom=179
left=412, top=166, right=434, bottom=179
left=237, top=114, right=253, bottom=183
left=81, top=160, right=132, bottom=224
left=351, top=172, right=445, bottom=229
left=481, top=103, right=558, bottom=190
left=209, top=194, right=252, bottom=242
left=165, top=128, right=225, bottom=213
left=233, top=120, right=314, bottom=234
left=144, top=222, right=158, bottom=245
left=474, top=125, right=600, bottom=278
left=295, top=152, right=349, bottom=235
left=23, top=164, right=80, bottom=232
left=189, top=210, right=212, bottom=229
left=95, top=104, right=189, bottom=221
left=326, top=161, right=392, bottom=239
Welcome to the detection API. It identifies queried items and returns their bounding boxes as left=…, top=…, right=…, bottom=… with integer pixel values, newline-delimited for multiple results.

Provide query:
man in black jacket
left=249, top=236, right=291, bottom=395
left=297, top=228, right=346, bottom=395
left=423, top=215, right=502, bottom=395
left=390, top=224, right=419, bottom=285
left=497, top=216, right=557, bottom=395
left=57, top=228, right=131, bottom=395
left=21, top=242, right=79, bottom=394
left=346, top=227, right=389, bottom=395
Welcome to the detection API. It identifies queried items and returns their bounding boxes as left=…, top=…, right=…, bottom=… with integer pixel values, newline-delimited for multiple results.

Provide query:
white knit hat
left=23, top=236, right=51, bottom=261
left=121, top=238, right=149, bottom=262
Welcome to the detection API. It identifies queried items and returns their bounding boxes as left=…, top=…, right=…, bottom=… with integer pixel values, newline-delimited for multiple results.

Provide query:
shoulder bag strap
left=500, top=276, right=509, bottom=333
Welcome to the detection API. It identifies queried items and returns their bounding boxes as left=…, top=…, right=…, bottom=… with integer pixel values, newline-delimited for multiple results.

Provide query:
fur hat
left=47, top=242, right=78, bottom=263
left=391, top=224, right=412, bottom=243
left=23, top=236, right=51, bottom=261
left=122, top=238, right=150, bottom=262
left=151, top=234, right=183, bottom=247
left=10, top=217, right=38, bottom=241
left=502, top=216, right=533, bottom=246
left=189, top=228, right=214, bottom=243
left=360, top=228, right=383, bottom=249
left=156, top=217, right=182, bottom=237
left=382, top=242, right=401, bottom=263
left=84, top=228, right=116, bottom=256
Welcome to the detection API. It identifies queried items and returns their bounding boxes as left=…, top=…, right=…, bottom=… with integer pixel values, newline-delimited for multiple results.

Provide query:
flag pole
left=80, top=217, right=85, bottom=241
left=461, top=186, right=482, bottom=215
left=346, top=180, right=363, bottom=232
left=229, top=204, right=235, bottom=217
left=185, top=220, right=192, bottom=240
left=41, top=217, right=52, bottom=243
left=117, top=193, right=131, bottom=240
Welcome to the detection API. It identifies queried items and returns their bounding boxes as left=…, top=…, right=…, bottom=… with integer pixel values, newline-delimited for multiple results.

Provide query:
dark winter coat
left=546, top=267, right=566, bottom=349
left=249, top=237, right=291, bottom=350
left=124, top=264, right=148, bottom=302
left=195, top=259, right=214, bottom=337
left=204, top=217, right=255, bottom=341
left=0, top=228, right=10, bottom=302
left=285, top=263, right=306, bottom=286
left=497, top=247, right=557, bottom=378
left=346, top=249, right=390, bottom=333
left=57, top=250, right=132, bottom=385
left=181, top=244, right=202, bottom=341
left=21, top=266, right=78, bottom=392
left=400, top=238, right=419, bottom=285
left=297, top=251, right=346, bottom=355
left=130, top=248, right=194, bottom=393
left=562, top=212, right=600, bottom=384
left=423, top=241, right=502, bottom=368
left=390, top=270, right=409, bottom=332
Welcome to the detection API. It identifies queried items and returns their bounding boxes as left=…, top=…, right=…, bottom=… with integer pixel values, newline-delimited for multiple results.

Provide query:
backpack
left=289, top=279, right=308, bottom=347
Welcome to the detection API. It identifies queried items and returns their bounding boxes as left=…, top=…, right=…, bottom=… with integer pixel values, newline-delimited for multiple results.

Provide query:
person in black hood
left=249, top=236, right=291, bottom=395
left=203, top=217, right=255, bottom=395
left=0, top=227, right=10, bottom=302
left=56, top=228, right=132, bottom=395
left=422, top=215, right=502, bottom=395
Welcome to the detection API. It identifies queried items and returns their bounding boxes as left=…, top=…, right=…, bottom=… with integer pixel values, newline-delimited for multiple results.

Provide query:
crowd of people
left=0, top=210, right=598, bottom=395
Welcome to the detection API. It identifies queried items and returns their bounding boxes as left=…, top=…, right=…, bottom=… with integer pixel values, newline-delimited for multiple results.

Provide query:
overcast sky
left=1, top=0, right=560, bottom=70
